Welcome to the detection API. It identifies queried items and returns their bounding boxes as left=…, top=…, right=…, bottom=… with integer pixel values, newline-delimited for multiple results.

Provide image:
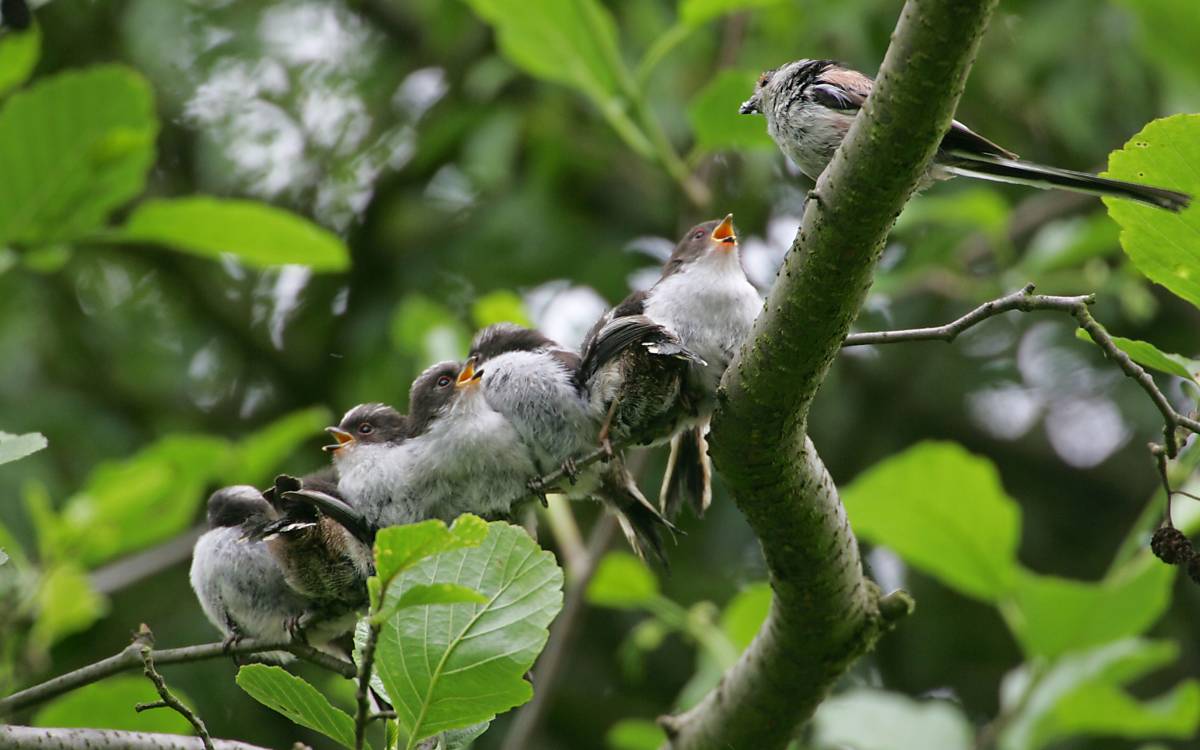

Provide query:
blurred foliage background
left=1, top=0, right=1199, bottom=748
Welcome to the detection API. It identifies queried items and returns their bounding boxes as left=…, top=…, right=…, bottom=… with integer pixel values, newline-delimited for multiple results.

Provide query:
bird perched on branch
left=740, top=59, right=1191, bottom=211
left=583, top=215, right=761, bottom=519
left=469, top=322, right=674, bottom=561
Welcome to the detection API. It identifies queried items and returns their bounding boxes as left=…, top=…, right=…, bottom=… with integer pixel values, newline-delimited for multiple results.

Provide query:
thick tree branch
left=0, top=726, right=268, bottom=750
left=0, top=638, right=355, bottom=717
left=663, top=1, right=999, bottom=747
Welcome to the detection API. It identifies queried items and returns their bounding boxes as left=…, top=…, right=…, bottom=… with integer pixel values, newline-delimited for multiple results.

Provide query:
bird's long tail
left=598, top=458, right=676, bottom=566
left=659, top=423, right=712, bottom=520
left=942, top=152, right=1191, bottom=212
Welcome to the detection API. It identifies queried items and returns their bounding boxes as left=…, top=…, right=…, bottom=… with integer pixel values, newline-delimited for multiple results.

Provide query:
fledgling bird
left=740, top=59, right=1191, bottom=212
left=469, top=322, right=674, bottom=562
left=582, top=215, right=761, bottom=519
left=189, top=485, right=316, bottom=661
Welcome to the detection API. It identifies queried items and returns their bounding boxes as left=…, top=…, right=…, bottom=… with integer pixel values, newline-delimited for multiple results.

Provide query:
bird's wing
left=281, top=489, right=375, bottom=545
left=941, top=119, right=1018, bottom=160
left=810, top=67, right=872, bottom=111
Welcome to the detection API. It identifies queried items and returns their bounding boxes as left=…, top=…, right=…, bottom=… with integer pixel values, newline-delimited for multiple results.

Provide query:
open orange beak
left=456, top=357, right=484, bottom=388
left=711, top=214, right=736, bottom=246
left=323, top=426, right=354, bottom=453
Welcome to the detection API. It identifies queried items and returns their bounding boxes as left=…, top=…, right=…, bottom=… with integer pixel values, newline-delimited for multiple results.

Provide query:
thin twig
left=0, top=637, right=355, bottom=717
left=369, top=710, right=397, bottom=722
left=843, top=283, right=1200, bottom=458
left=354, top=622, right=381, bottom=750
left=133, top=625, right=214, bottom=750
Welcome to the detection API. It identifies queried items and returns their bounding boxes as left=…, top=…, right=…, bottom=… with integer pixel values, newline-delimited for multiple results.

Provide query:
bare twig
left=0, top=726, right=268, bottom=750
left=354, top=622, right=381, bottom=750
left=132, top=626, right=214, bottom=750
left=0, top=637, right=355, bottom=717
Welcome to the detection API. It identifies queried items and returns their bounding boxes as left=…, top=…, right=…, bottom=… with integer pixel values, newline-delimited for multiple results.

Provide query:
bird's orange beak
left=323, top=426, right=354, bottom=453
left=456, top=357, right=484, bottom=388
left=711, top=214, right=737, bottom=247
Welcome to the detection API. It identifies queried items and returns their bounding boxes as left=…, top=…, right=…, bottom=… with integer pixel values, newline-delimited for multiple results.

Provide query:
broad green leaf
left=0, top=430, right=46, bottom=465
left=472, top=290, right=531, bottom=329
left=680, top=0, right=785, bottom=27
left=375, top=583, right=488, bottom=624
left=842, top=441, right=1020, bottom=601
left=462, top=0, right=627, bottom=105
left=720, top=582, right=771, bottom=650
left=1104, top=114, right=1200, bottom=308
left=587, top=551, right=658, bottom=609
left=0, top=23, right=39, bottom=97
left=55, top=434, right=232, bottom=566
left=33, top=676, right=193, bottom=734
left=812, top=689, right=973, bottom=750
left=607, top=718, right=667, bottom=750
left=32, top=562, right=107, bottom=647
left=391, top=294, right=472, bottom=367
left=226, top=406, right=334, bottom=485
left=1074, top=328, right=1198, bottom=382
left=237, top=664, right=360, bottom=750
left=1000, top=639, right=1200, bottom=750
left=373, top=515, right=490, bottom=596
left=111, top=197, right=349, bottom=272
left=1007, top=554, right=1174, bottom=659
left=897, top=188, right=1011, bottom=236
left=687, top=69, right=776, bottom=152
left=0, top=65, right=156, bottom=244
left=371, top=521, right=564, bottom=744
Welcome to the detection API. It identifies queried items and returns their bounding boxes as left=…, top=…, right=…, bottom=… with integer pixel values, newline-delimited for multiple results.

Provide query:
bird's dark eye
left=358, top=423, right=374, bottom=435
left=436, top=375, right=452, bottom=387
left=692, top=230, right=705, bottom=239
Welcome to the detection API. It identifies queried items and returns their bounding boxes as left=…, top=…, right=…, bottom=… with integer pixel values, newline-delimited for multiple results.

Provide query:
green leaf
left=372, top=514, right=490, bottom=599
left=110, top=197, right=349, bottom=272
left=0, top=430, right=46, bottom=465
left=32, top=562, right=108, bottom=647
left=0, top=24, right=39, bottom=98
left=587, top=551, right=658, bottom=609
left=687, top=69, right=776, bottom=152
left=841, top=441, right=1020, bottom=601
left=720, top=582, right=771, bottom=651
left=1074, top=328, right=1198, bottom=382
left=375, top=583, right=488, bottom=624
left=33, top=676, right=194, bottom=734
left=1007, top=553, right=1175, bottom=659
left=462, top=0, right=627, bottom=105
left=0, top=65, right=156, bottom=245
left=1000, top=639, right=1200, bottom=750
left=679, top=0, right=785, bottom=27
left=472, top=290, right=531, bottom=329
left=236, top=664, right=360, bottom=750
left=1104, top=114, right=1200, bottom=308
left=391, top=294, right=472, bottom=367
left=812, top=689, right=973, bottom=750
left=226, top=406, right=334, bottom=485
left=370, top=521, right=564, bottom=745
left=607, top=718, right=667, bottom=750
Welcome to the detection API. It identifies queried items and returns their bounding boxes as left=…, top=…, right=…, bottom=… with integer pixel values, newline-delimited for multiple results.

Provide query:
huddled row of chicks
left=189, top=56, right=1194, bottom=655
left=190, top=215, right=761, bottom=653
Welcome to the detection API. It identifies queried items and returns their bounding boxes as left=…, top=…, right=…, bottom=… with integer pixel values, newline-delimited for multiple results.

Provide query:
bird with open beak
left=582, top=215, right=761, bottom=519
left=468, top=322, right=674, bottom=562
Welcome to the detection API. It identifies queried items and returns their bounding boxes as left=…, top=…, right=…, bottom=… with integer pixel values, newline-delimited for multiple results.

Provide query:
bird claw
left=527, top=478, right=549, bottom=508
left=285, top=615, right=310, bottom=644
left=598, top=437, right=615, bottom=463
left=560, top=457, right=579, bottom=485
left=222, top=631, right=244, bottom=654
left=806, top=189, right=824, bottom=208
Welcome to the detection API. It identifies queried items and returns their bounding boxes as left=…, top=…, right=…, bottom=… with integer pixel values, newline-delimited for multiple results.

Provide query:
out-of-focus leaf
left=842, top=441, right=1020, bottom=601
left=1104, top=114, right=1200, bottom=309
left=1074, top=328, right=1198, bottom=382
left=607, top=718, right=667, bottom=750
left=1007, top=553, right=1174, bottom=659
left=371, top=515, right=489, bottom=602
left=56, top=435, right=232, bottom=566
left=472, top=289, right=532, bottom=328
left=463, top=0, right=626, bottom=104
left=0, top=430, right=46, bottom=465
left=1000, top=639, right=1200, bottom=750
left=111, top=198, right=349, bottom=272
left=391, top=294, right=472, bottom=367
left=21, top=243, right=71, bottom=273
left=1116, top=0, right=1200, bottom=89
left=0, top=65, right=156, bottom=244
left=237, top=665, right=359, bottom=750
left=680, top=0, right=785, bottom=26
left=375, top=582, right=488, bottom=624
left=688, top=69, right=776, bottom=152
left=1020, top=214, right=1120, bottom=275
left=812, top=689, right=973, bottom=750
left=720, top=582, right=771, bottom=650
left=0, top=23, right=38, bottom=97
left=587, top=551, right=658, bottom=609
left=32, top=562, right=107, bottom=647
left=226, top=406, right=333, bottom=485
left=897, top=187, right=1011, bottom=236
left=33, top=676, right=193, bottom=734
left=370, top=522, right=563, bottom=744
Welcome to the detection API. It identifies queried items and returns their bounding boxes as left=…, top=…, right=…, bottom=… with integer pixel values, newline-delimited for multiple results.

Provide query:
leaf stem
left=635, top=22, right=693, bottom=87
